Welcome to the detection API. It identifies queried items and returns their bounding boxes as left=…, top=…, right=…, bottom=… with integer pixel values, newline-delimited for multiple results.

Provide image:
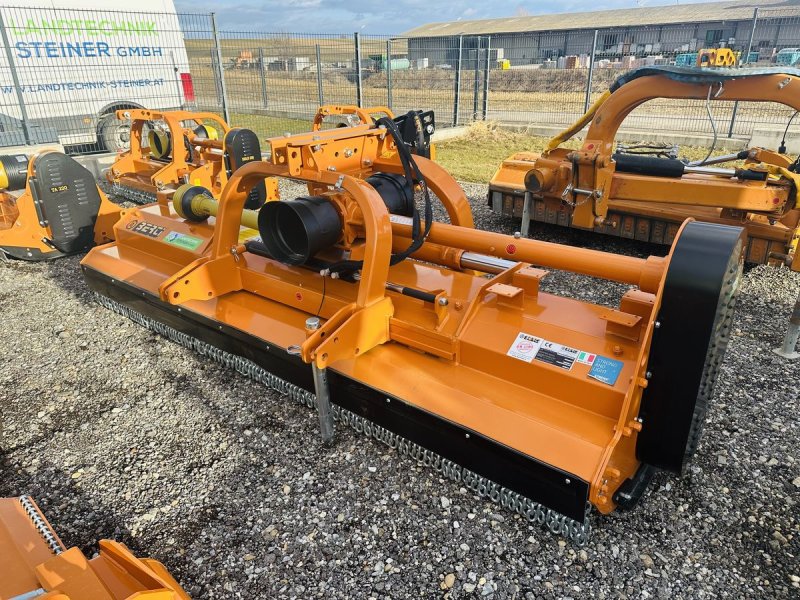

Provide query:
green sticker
left=164, top=231, right=204, bottom=251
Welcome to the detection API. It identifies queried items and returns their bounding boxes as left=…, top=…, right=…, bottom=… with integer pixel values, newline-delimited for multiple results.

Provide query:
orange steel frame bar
left=85, top=122, right=683, bottom=515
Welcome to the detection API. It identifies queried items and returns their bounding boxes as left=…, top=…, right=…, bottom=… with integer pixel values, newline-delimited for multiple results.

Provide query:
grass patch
left=436, top=121, right=739, bottom=183
left=435, top=122, right=575, bottom=183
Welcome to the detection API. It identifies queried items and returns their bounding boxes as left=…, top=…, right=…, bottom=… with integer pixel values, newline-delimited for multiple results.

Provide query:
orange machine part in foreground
left=0, top=496, right=188, bottom=600
left=0, top=150, right=119, bottom=260
left=82, top=116, right=744, bottom=542
left=489, top=67, right=800, bottom=269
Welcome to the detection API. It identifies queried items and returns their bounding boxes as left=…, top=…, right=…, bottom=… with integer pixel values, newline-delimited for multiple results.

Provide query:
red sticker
left=506, top=243, right=517, bottom=254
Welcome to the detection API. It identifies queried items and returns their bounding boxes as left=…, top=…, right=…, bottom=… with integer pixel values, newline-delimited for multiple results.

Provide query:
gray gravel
left=1, top=181, right=799, bottom=599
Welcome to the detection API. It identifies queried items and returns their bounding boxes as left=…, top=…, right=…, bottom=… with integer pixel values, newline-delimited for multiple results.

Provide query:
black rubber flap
left=224, top=128, right=266, bottom=210
left=29, top=153, right=102, bottom=255
left=636, top=220, right=745, bottom=473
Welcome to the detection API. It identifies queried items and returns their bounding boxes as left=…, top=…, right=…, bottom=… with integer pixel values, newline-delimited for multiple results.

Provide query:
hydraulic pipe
left=388, top=220, right=666, bottom=293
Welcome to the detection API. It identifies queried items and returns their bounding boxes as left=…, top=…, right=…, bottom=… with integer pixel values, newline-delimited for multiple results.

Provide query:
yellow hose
left=545, top=90, right=611, bottom=153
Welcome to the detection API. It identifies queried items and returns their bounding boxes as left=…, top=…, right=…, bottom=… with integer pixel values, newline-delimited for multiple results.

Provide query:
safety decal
left=533, top=339, right=579, bottom=370
left=506, top=332, right=543, bottom=363
left=164, top=231, right=204, bottom=250
left=506, top=333, right=579, bottom=370
left=588, top=356, right=625, bottom=386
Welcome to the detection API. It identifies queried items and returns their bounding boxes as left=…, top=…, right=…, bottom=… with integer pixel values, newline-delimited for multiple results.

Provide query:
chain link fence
left=1, top=5, right=800, bottom=155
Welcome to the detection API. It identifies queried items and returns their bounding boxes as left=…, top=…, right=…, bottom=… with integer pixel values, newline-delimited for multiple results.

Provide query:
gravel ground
left=1, top=181, right=799, bottom=599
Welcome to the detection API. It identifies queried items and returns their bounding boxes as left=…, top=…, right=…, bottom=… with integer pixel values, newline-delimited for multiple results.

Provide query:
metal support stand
left=773, top=293, right=800, bottom=360
left=315, top=44, right=324, bottom=107
left=0, top=12, right=32, bottom=145
left=482, top=37, right=491, bottom=120
left=211, top=13, right=230, bottom=124
left=728, top=8, right=759, bottom=138
left=386, top=39, right=393, bottom=111
left=520, top=192, right=532, bottom=237
left=354, top=32, right=363, bottom=108
left=584, top=30, right=598, bottom=113
left=453, top=35, right=463, bottom=127
left=259, top=48, right=269, bottom=108
left=306, top=317, right=335, bottom=442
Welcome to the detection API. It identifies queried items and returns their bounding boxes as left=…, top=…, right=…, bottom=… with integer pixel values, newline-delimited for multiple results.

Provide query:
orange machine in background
left=313, top=104, right=436, bottom=160
left=489, top=67, right=800, bottom=269
left=83, top=111, right=745, bottom=544
left=0, top=496, right=188, bottom=599
left=106, top=109, right=277, bottom=208
left=0, top=151, right=120, bottom=260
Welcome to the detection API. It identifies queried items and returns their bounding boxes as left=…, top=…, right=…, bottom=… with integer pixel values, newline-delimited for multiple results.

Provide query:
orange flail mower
left=489, top=66, right=800, bottom=269
left=0, top=496, right=188, bottom=599
left=0, top=150, right=120, bottom=260
left=82, top=111, right=744, bottom=543
left=106, top=109, right=277, bottom=207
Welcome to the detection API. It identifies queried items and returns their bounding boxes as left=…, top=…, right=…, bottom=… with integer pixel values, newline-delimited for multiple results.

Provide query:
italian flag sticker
left=576, top=351, right=596, bottom=365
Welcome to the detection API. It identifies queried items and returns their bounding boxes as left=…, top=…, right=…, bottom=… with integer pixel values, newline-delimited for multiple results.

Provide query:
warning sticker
left=533, top=339, right=579, bottom=370
left=164, top=231, right=204, bottom=251
left=506, top=333, right=543, bottom=363
left=576, top=351, right=597, bottom=365
left=588, top=356, right=625, bottom=386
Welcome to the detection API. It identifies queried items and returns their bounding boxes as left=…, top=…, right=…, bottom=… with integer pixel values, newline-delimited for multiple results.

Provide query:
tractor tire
left=635, top=220, right=745, bottom=474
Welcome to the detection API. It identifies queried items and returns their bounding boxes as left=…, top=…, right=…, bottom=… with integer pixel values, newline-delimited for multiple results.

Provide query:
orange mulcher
left=0, top=496, right=188, bottom=599
left=489, top=67, right=800, bottom=269
left=83, top=111, right=745, bottom=544
left=106, top=109, right=276, bottom=208
left=0, top=151, right=119, bottom=260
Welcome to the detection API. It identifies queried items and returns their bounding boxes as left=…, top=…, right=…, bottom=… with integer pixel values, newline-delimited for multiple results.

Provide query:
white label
left=506, top=333, right=543, bottom=363
left=389, top=214, right=414, bottom=225
left=506, top=333, right=579, bottom=370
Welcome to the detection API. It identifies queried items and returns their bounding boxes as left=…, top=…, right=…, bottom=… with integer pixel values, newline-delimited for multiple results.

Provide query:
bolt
left=654, top=321, right=661, bottom=329
left=327, top=166, right=337, bottom=171
left=305, top=316, right=321, bottom=331
left=513, top=231, right=521, bottom=239
left=344, top=148, right=353, bottom=158
left=645, top=371, right=652, bottom=379
left=438, top=297, right=449, bottom=306
left=636, top=417, right=643, bottom=424
left=465, top=433, right=470, bottom=439
left=565, top=478, right=571, bottom=484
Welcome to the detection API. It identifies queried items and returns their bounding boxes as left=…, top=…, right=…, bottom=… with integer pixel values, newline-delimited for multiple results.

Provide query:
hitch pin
left=305, top=316, right=335, bottom=444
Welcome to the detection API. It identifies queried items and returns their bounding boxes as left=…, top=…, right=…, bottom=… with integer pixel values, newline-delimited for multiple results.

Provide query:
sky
left=173, top=0, right=715, bottom=34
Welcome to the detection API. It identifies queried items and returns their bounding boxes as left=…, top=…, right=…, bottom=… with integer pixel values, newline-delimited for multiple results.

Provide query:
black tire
left=635, top=220, right=745, bottom=474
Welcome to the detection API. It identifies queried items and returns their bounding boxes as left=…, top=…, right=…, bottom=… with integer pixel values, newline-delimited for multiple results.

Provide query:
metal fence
left=1, top=4, right=800, bottom=155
